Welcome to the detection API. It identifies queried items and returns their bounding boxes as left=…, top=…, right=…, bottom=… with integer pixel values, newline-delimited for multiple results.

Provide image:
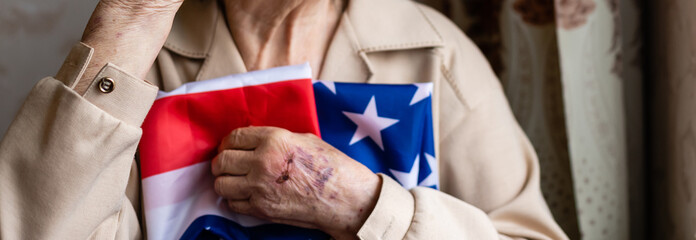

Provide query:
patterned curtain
left=417, top=0, right=645, bottom=239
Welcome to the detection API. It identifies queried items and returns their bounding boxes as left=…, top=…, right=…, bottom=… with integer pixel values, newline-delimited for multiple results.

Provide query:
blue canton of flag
left=314, top=81, right=438, bottom=190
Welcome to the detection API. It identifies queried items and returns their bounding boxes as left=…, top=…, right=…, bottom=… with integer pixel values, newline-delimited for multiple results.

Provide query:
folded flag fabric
left=139, top=63, right=437, bottom=240
left=314, top=80, right=437, bottom=190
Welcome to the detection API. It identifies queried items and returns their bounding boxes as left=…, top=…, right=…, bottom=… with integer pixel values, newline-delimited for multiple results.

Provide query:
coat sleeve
left=356, top=5, right=569, bottom=240
left=0, top=43, right=157, bottom=239
left=357, top=90, right=568, bottom=240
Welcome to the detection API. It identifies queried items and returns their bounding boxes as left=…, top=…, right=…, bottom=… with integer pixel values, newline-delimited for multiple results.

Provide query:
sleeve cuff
left=357, top=174, right=414, bottom=240
left=55, top=43, right=93, bottom=88
left=54, top=43, right=158, bottom=126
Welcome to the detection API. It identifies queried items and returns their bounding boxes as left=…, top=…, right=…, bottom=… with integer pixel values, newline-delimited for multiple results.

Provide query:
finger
left=226, top=199, right=254, bottom=216
left=214, top=176, right=252, bottom=200
left=219, top=126, right=287, bottom=151
left=212, top=150, right=254, bottom=176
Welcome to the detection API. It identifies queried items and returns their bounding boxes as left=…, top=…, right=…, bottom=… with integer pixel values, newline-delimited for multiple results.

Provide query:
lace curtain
left=418, top=0, right=695, bottom=239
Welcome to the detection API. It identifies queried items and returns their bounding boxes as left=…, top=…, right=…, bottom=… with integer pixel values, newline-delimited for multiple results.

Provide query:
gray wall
left=0, top=0, right=97, bottom=137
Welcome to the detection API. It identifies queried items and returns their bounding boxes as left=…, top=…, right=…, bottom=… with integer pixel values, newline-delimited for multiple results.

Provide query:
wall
left=0, top=0, right=97, bottom=137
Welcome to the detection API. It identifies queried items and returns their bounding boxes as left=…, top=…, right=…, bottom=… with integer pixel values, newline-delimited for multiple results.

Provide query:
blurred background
left=0, top=0, right=694, bottom=239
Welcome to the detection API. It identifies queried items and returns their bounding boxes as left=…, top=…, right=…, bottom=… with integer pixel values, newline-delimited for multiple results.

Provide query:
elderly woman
left=0, top=0, right=568, bottom=239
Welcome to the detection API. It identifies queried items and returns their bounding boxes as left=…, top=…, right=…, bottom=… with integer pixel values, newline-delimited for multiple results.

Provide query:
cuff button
left=98, top=77, right=115, bottom=93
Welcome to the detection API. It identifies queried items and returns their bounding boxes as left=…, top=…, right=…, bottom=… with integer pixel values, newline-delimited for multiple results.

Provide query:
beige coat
left=0, top=0, right=568, bottom=239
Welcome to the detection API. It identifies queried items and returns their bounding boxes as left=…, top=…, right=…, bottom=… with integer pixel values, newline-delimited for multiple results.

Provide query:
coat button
left=98, top=77, right=115, bottom=93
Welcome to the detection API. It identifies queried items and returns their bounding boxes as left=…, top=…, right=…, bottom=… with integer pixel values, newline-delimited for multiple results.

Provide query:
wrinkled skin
left=77, top=0, right=184, bottom=93
left=79, top=1, right=380, bottom=238
left=212, top=126, right=381, bottom=239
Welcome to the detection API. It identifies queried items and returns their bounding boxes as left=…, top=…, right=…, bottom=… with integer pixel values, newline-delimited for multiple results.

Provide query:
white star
left=418, top=153, right=438, bottom=188
left=314, top=80, right=336, bottom=94
left=390, top=155, right=420, bottom=190
left=343, top=96, right=399, bottom=150
left=409, top=83, right=433, bottom=105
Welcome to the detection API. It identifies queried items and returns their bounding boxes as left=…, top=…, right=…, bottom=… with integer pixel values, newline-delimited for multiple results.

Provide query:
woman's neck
left=224, top=0, right=344, bottom=78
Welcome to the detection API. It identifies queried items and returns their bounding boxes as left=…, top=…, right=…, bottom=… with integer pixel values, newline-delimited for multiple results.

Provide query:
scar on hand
left=276, top=170, right=290, bottom=183
left=276, top=153, right=294, bottom=184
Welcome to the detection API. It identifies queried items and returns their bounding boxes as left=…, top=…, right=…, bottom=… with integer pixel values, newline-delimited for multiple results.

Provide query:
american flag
left=138, top=64, right=437, bottom=240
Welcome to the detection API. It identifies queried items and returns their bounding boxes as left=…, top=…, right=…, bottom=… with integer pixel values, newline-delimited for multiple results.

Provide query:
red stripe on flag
left=139, top=79, right=320, bottom=179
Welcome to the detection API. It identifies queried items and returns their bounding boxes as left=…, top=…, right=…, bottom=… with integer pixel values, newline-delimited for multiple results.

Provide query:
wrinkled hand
left=76, top=0, right=184, bottom=93
left=211, top=126, right=381, bottom=239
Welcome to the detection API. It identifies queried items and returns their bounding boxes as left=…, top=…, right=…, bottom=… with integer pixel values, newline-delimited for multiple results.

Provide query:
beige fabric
left=0, top=48, right=157, bottom=239
left=0, top=0, right=567, bottom=239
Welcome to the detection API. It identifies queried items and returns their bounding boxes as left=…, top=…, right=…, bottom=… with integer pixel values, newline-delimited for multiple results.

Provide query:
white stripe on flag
left=156, top=63, right=312, bottom=100
left=143, top=161, right=270, bottom=240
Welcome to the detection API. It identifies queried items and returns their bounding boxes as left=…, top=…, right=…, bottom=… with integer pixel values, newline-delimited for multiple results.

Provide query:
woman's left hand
left=211, top=126, right=381, bottom=239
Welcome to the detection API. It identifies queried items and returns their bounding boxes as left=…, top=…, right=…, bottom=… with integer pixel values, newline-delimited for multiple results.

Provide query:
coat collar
left=343, top=0, right=444, bottom=52
left=163, top=0, right=219, bottom=59
left=163, top=0, right=444, bottom=82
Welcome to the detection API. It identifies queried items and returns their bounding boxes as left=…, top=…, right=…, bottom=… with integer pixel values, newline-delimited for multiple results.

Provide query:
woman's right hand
left=75, top=0, right=184, bottom=94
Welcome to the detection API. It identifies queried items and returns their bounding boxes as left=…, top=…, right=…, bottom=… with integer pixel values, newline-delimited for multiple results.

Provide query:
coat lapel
left=163, top=0, right=247, bottom=82
left=163, top=0, right=217, bottom=59
left=321, top=0, right=444, bottom=83
left=345, top=0, right=443, bottom=53
left=163, top=0, right=444, bottom=84
left=318, top=11, right=372, bottom=83
left=196, top=7, right=248, bottom=81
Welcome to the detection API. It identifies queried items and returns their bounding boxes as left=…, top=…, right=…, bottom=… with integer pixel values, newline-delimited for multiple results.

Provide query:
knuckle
left=230, top=129, right=244, bottom=143
left=214, top=178, right=226, bottom=196
left=211, top=156, right=223, bottom=175
left=302, top=132, right=318, bottom=140
left=216, top=151, right=231, bottom=172
left=258, top=157, right=276, bottom=172
left=226, top=200, right=238, bottom=211
left=252, top=201, right=272, bottom=218
left=231, top=127, right=245, bottom=136
left=267, top=128, right=289, bottom=139
left=227, top=201, right=247, bottom=215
